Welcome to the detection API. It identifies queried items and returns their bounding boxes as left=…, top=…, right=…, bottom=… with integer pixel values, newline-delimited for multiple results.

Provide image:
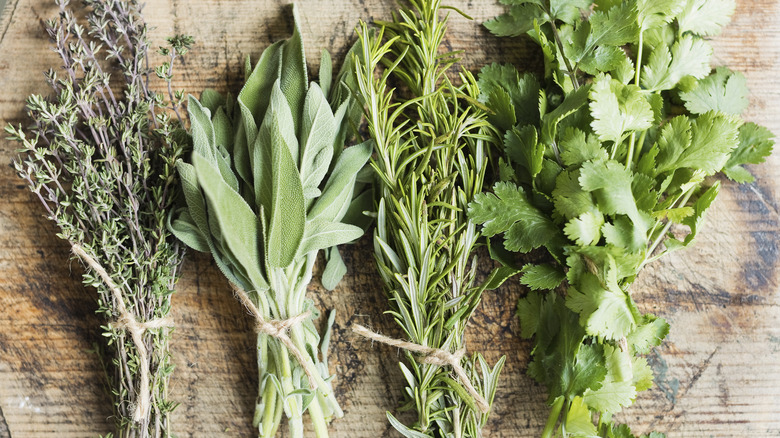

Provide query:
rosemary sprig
left=351, top=1, right=506, bottom=436
left=168, top=6, right=369, bottom=438
left=6, top=0, right=192, bottom=437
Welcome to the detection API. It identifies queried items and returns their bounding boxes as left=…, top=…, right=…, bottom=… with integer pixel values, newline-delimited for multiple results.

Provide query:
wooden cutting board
left=0, top=0, right=778, bottom=436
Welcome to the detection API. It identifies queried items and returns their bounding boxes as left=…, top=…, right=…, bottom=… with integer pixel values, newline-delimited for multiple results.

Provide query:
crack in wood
left=0, top=0, right=18, bottom=48
left=0, top=402, right=11, bottom=438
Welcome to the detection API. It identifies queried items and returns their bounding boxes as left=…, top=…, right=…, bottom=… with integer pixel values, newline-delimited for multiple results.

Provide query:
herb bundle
left=470, top=0, right=774, bottom=436
left=351, top=1, right=506, bottom=436
left=6, top=0, right=192, bottom=436
left=168, top=7, right=369, bottom=438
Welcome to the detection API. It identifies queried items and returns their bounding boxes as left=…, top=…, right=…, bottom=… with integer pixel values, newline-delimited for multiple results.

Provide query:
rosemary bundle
left=6, top=0, right=192, bottom=436
left=351, top=1, right=506, bottom=436
left=168, top=7, right=369, bottom=438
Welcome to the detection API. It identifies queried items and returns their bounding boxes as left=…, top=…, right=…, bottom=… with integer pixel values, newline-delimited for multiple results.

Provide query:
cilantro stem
left=634, top=30, right=644, bottom=86
left=626, top=29, right=646, bottom=170
left=542, top=397, right=564, bottom=438
left=643, top=187, right=696, bottom=267
left=548, top=20, right=580, bottom=89
left=626, top=134, right=637, bottom=169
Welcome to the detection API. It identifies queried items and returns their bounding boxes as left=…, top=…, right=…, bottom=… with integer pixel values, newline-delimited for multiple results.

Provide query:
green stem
left=634, top=30, right=644, bottom=86
left=306, top=392, right=330, bottom=438
left=626, top=30, right=645, bottom=170
left=626, top=134, right=637, bottom=169
left=548, top=19, right=580, bottom=90
left=542, top=397, right=565, bottom=438
left=642, top=187, right=696, bottom=268
left=277, top=342, right=305, bottom=438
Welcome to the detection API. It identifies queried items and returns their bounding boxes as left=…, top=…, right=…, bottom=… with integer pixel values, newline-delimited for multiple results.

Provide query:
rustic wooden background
left=0, top=0, right=778, bottom=437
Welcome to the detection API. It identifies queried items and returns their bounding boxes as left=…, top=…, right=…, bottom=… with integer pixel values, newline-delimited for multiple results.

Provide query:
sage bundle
left=168, top=7, right=370, bottom=438
left=350, top=0, right=507, bottom=436
left=6, top=0, right=192, bottom=436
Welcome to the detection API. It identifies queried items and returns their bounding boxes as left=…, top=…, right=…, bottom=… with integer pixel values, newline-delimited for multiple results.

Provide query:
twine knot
left=231, top=284, right=319, bottom=390
left=71, top=243, right=172, bottom=423
left=352, top=324, right=489, bottom=413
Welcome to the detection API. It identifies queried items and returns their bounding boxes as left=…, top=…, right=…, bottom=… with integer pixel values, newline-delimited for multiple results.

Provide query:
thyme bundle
left=351, top=1, right=507, bottom=436
left=6, top=0, right=192, bottom=436
left=168, top=7, right=369, bottom=438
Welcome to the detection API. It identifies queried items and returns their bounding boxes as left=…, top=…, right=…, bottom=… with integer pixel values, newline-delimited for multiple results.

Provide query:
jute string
left=71, top=243, right=173, bottom=423
left=230, top=284, right=319, bottom=390
left=352, top=324, right=489, bottom=413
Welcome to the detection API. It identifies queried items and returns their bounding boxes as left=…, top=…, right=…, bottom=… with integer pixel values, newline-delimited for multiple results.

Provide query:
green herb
left=6, top=0, right=192, bottom=436
left=351, top=1, right=506, bottom=436
left=168, top=6, right=369, bottom=438
left=472, top=0, right=774, bottom=436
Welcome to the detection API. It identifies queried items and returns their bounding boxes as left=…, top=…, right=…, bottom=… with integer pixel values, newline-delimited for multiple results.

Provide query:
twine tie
left=352, top=324, right=489, bottom=413
left=71, top=243, right=172, bottom=423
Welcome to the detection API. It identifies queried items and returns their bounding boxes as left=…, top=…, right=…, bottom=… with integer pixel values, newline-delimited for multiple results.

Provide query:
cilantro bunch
left=169, top=7, right=369, bottom=437
left=469, top=0, right=774, bottom=436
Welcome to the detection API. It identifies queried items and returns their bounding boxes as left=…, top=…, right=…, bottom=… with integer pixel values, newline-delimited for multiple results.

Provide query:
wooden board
left=0, top=0, right=778, bottom=436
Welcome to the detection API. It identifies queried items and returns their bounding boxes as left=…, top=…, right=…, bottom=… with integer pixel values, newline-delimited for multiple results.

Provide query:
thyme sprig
left=6, top=0, right=192, bottom=436
left=351, top=1, right=506, bottom=436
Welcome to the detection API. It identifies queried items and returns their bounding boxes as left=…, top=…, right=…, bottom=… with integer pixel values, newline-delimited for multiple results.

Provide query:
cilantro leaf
left=656, top=112, right=740, bottom=175
left=564, top=211, right=605, bottom=246
left=505, top=126, right=544, bottom=181
left=548, top=0, right=593, bottom=24
left=520, top=263, right=567, bottom=290
left=478, top=64, right=541, bottom=127
left=553, top=169, right=600, bottom=220
left=641, top=35, right=713, bottom=91
left=484, top=4, right=547, bottom=37
left=582, top=345, right=637, bottom=413
left=590, top=74, right=653, bottom=143
left=722, top=122, right=775, bottom=183
left=559, top=128, right=608, bottom=167
left=677, top=0, right=736, bottom=37
left=469, top=181, right=564, bottom=253
left=627, top=315, right=670, bottom=354
left=517, top=290, right=545, bottom=338
left=579, top=159, right=643, bottom=225
left=632, top=356, right=654, bottom=392
left=569, top=1, right=638, bottom=63
left=679, top=67, right=749, bottom=115
left=565, top=396, right=599, bottom=436
left=527, top=293, right=608, bottom=402
left=566, top=268, right=638, bottom=341
left=637, top=0, right=686, bottom=30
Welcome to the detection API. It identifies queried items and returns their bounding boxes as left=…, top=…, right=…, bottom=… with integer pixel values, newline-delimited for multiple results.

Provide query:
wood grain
left=0, top=0, right=778, bottom=437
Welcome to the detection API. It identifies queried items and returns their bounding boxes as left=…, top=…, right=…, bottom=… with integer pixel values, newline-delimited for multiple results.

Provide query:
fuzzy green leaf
left=308, top=141, right=372, bottom=223
left=299, top=82, right=337, bottom=197
left=298, top=220, right=363, bottom=257
left=192, top=153, right=268, bottom=289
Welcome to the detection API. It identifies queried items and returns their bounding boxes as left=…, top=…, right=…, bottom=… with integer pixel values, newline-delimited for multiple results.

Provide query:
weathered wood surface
left=0, top=0, right=778, bottom=436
